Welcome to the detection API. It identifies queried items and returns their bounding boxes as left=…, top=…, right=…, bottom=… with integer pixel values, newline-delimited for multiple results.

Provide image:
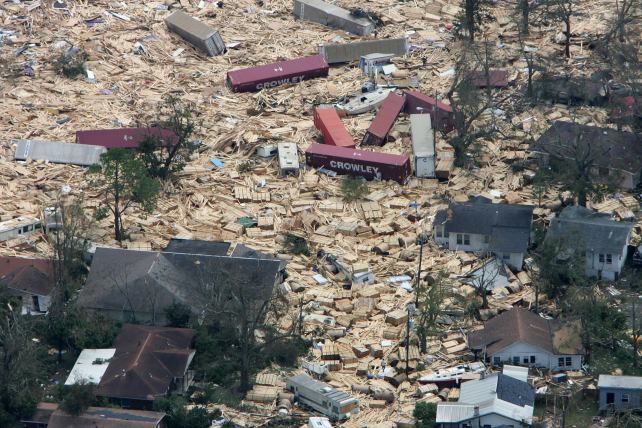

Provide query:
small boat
left=418, top=362, right=486, bottom=386
left=336, top=87, right=395, bottom=115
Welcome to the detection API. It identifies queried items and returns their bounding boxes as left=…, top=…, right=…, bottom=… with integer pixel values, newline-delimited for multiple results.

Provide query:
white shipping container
left=410, top=114, right=435, bottom=178
left=278, top=143, right=300, bottom=175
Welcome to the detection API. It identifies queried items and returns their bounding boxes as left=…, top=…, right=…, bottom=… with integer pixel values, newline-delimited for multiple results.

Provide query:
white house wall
left=489, top=341, right=582, bottom=371
left=585, top=240, right=629, bottom=281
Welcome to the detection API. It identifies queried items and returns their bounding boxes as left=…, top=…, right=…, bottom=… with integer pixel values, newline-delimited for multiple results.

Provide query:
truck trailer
left=287, top=373, right=359, bottom=421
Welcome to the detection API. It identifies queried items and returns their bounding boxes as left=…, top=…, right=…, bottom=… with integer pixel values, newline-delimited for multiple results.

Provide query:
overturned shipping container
left=165, top=10, right=225, bottom=56
left=76, top=127, right=178, bottom=149
left=313, top=107, right=354, bottom=148
left=227, top=55, right=329, bottom=93
left=362, top=92, right=405, bottom=146
left=13, top=139, right=106, bottom=166
left=305, top=143, right=411, bottom=184
left=410, top=114, right=435, bottom=178
left=278, top=143, right=300, bottom=176
left=404, top=91, right=455, bottom=133
left=293, top=0, right=375, bottom=36
left=320, top=38, right=408, bottom=64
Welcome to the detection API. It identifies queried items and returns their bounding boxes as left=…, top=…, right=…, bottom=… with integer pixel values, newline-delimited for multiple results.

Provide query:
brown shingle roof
left=0, top=256, right=54, bottom=296
left=47, top=406, right=165, bottom=428
left=469, top=308, right=563, bottom=355
left=96, top=324, right=195, bottom=401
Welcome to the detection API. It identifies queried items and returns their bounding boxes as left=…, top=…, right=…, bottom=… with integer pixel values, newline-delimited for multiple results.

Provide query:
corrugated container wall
left=75, top=127, right=178, bottom=149
left=165, top=11, right=225, bottom=56
left=313, top=108, right=355, bottom=148
left=410, top=114, right=436, bottom=178
left=404, top=91, right=455, bottom=133
left=293, top=0, right=375, bottom=36
left=362, top=92, right=405, bottom=146
left=227, top=55, right=329, bottom=93
left=320, top=38, right=408, bottom=64
left=305, top=143, right=411, bottom=183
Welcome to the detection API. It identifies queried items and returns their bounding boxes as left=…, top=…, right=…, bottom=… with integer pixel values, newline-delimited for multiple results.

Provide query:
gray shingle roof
left=435, top=199, right=534, bottom=253
left=164, top=238, right=231, bottom=256
left=496, top=374, right=535, bottom=407
left=547, top=206, right=632, bottom=254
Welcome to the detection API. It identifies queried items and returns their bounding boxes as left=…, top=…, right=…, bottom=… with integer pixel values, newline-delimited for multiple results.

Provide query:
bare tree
left=632, top=296, right=641, bottom=369
left=541, top=0, right=578, bottom=58
left=415, top=272, right=450, bottom=353
left=604, top=0, right=640, bottom=44
left=458, top=0, right=490, bottom=41
left=463, top=258, right=501, bottom=310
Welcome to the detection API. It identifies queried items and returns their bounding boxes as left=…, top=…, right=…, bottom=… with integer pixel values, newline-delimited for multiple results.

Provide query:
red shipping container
left=305, top=143, right=411, bottom=184
left=227, top=55, right=329, bottom=93
left=404, top=91, right=455, bottom=132
left=75, top=127, right=178, bottom=149
left=313, top=107, right=355, bottom=148
left=362, top=92, right=405, bottom=146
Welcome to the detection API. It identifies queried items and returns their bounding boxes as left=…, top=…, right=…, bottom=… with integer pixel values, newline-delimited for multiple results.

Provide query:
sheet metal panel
left=320, top=38, right=407, bottom=64
left=293, top=0, right=375, bottom=36
left=227, top=55, right=329, bottom=93
left=404, top=90, right=455, bottom=132
left=305, top=143, right=411, bottom=183
left=362, top=92, right=405, bottom=146
left=277, top=142, right=300, bottom=174
left=14, top=139, right=106, bottom=166
left=165, top=11, right=225, bottom=56
left=75, top=127, right=178, bottom=149
left=313, top=107, right=354, bottom=148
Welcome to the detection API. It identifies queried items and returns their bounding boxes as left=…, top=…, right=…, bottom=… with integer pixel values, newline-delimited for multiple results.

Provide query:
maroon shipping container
left=227, top=55, right=329, bottom=93
left=362, top=92, right=405, bottom=146
left=313, top=107, right=355, bottom=148
left=76, top=127, right=178, bottom=149
left=305, top=143, right=411, bottom=184
left=467, top=70, right=509, bottom=88
left=404, top=91, right=455, bottom=133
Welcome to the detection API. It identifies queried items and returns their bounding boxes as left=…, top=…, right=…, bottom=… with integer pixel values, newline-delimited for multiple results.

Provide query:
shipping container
left=13, top=139, right=106, bottom=166
left=404, top=91, right=455, bottom=133
left=165, top=11, right=225, bottom=56
left=75, top=127, right=178, bottom=149
left=293, top=0, right=374, bottom=36
left=467, top=70, right=509, bottom=88
left=362, top=92, right=405, bottom=146
left=410, top=114, right=435, bottom=178
left=287, top=373, right=359, bottom=421
left=278, top=143, right=300, bottom=175
left=227, top=55, right=329, bottom=93
left=313, top=107, right=354, bottom=148
left=359, top=53, right=395, bottom=77
left=305, top=143, right=411, bottom=184
left=319, top=38, right=408, bottom=64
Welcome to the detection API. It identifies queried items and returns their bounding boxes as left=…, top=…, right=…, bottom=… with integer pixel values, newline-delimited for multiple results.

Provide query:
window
left=523, top=357, right=529, bottom=364
left=503, top=253, right=510, bottom=260
left=22, top=226, right=29, bottom=233
left=493, top=357, right=501, bottom=365
left=464, top=234, right=470, bottom=245
left=558, top=357, right=565, bottom=367
left=606, top=254, right=612, bottom=264
left=530, top=356, right=536, bottom=364
left=622, top=394, right=629, bottom=403
left=333, top=406, right=339, bottom=413
left=599, top=254, right=605, bottom=263
left=457, top=234, right=463, bottom=245
left=483, top=235, right=490, bottom=244
left=435, top=227, right=443, bottom=238
left=566, top=357, right=572, bottom=366
left=513, top=356, right=520, bottom=364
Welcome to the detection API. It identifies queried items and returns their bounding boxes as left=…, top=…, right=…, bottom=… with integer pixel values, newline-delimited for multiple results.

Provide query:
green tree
left=44, top=290, right=83, bottom=364
left=88, top=149, right=159, bottom=241
left=0, top=307, right=44, bottom=425
left=413, top=401, right=437, bottom=428
left=456, top=0, right=490, bottom=41
left=60, top=382, right=95, bottom=416
left=138, top=95, right=198, bottom=180
left=154, top=396, right=211, bottom=428
left=165, top=302, right=192, bottom=328
left=415, top=272, right=450, bottom=353
left=531, top=237, right=584, bottom=300
left=341, top=176, right=368, bottom=202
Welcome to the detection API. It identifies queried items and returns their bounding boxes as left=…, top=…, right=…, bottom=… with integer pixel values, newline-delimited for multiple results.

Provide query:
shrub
left=284, top=234, right=310, bottom=256
left=413, top=401, right=437, bottom=428
left=60, top=382, right=94, bottom=416
left=54, top=49, right=89, bottom=79
left=341, top=176, right=368, bottom=202
left=165, top=302, right=192, bottom=328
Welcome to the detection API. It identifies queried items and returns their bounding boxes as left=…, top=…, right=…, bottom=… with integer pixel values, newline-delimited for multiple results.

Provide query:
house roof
left=77, top=247, right=283, bottom=317
left=64, top=348, right=116, bottom=386
left=598, top=375, right=642, bottom=390
left=0, top=256, right=54, bottom=296
left=438, top=372, right=534, bottom=424
left=468, top=307, right=581, bottom=356
left=434, top=198, right=534, bottom=253
left=96, top=324, right=195, bottom=401
left=164, top=238, right=231, bottom=256
left=547, top=206, right=632, bottom=254
left=48, top=406, right=166, bottom=428
left=530, top=121, right=642, bottom=174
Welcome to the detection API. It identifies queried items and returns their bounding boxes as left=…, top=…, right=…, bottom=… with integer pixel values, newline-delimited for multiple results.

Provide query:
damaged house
left=77, top=244, right=284, bottom=324
left=0, top=256, right=54, bottom=315
left=468, top=308, right=583, bottom=371
left=529, top=121, right=642, bottom=190
left=433, top=197, right=534, bottom=270
left=546, top=206, right=633, bottom=281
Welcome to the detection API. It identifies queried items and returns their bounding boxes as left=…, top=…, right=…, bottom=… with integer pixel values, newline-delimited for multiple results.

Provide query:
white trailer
left=410, top=114, right=435, bottom=178
left=278, top=143, right=300, bottom=176
left=287, top=373, right=359, bottom=421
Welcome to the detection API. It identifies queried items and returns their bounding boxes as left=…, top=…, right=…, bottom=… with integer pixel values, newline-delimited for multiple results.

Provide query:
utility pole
left=405, top=303, right=416, bottom=375
left=415, top=233, right=428, bottom=306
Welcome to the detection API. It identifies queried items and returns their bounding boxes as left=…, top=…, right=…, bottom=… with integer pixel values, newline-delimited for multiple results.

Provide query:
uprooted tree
left=138, top=95, right=199, bottom=181
left=88, top=149, right=160, bottom=241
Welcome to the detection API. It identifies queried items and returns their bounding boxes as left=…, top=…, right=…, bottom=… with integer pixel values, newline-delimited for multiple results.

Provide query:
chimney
left=473, top=406, right=479, bottom=417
